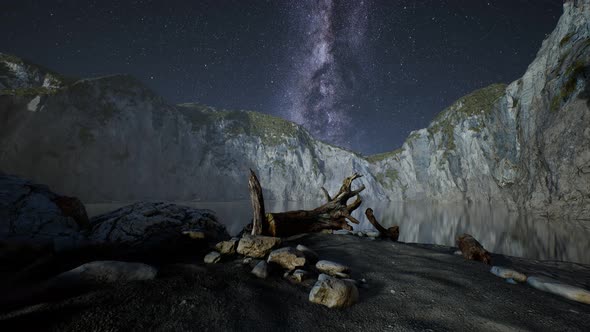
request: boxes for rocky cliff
[1,1,589,219]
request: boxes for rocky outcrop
[0,173,89,250]
[89,202,229,250]
[1,1,589,219]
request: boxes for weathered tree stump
[365,208,399,241]
[456,233,491,265]
[247,171,366,237]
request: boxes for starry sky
[1,0,562,154]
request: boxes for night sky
[1,0,562,154]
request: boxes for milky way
[285,0,369,148]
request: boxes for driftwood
[456,233,492,265]
[365,208,399,241]
[247,170,365,237]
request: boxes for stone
[267,247,306,270]
[242,257,253,265]
[316,260,351,277]
[90,202,229,251]
[215,238,240,255]
[0,174,89,251]
[333,272,350,279]
[527,276,590,304]
[296,244,319,263]
[204,251,221,264]
[356,231,365,237]
[309,274,359,308]
[251,260,269,279]
[333,230,351,235]
[490,266,527,282]
[236,235,281,258]
[291,269,310,283]
[183,230,206,240]
[365,231,380,238]
[50,261,157,287]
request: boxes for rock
[204,251,221,264]
[490,266,527,282]
[505,278,517,285]
[236,235,281,258]
[527,276,590,304]
[251,260,269,279]
[267,247,306,270]
[89,202,229,252]
[333,230,351,235]
[242,257,253,265]
[333,272,351,279]
[316,260,351,277]
[296,244,319,263]
[453,250,462,256]
[50,261,157,287]
[215,238,240,255]
[356,231,365,237]
[309,273,359,308]
[365,231,380,238]
[0,174,89,251]
[291,269,310,283]
[320,229,333,234]
[182,230,206,240]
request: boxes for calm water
[86,201,590,265]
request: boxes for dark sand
[1,233,589,331]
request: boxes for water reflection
[85,200,590,264]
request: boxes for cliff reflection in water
[86,200,590,264]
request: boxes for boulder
[267,247,306,270]
[236,235,281,258]
[50,260,157,286]
[490,266,527,282]
[309,274,359,308]
[204,251,221,264]
[215,238,240,255]
[527,276,590,304]
[89,202,229,251]
[0,174,89,251]
[316,260,351,277]
[296,244,319,263]
[251,260,269,279]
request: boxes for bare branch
[321,187,332,202]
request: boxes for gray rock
[215,238,240,255]
[251,260,269,279]
[267,247,306,270]
[365,231,380,238]
[490,266,527,282]
[333,230,351,235]
[204,251,221,264]
[356,231,365,237]
[291,269,310,283]
[89,202,228,250]
[0,174,89,251]
[527,276,590,304]
[316,260,351,277]
[50,261,157,286]
[309,273,359,308]
[295,244,319,263]
[237,235,281,258]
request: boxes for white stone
[527,276,590,304]
[490,266,527,282]
[267,247,306,270]
[251,260,269,279]
[309,274,359,308]
[316,260,351,277]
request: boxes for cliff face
[1,1,589,219]
[369,0,590,219]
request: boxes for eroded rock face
[267,247,306,271]
[309,274,359,308]
[0,173,88,250]
[89,202,229,250]
[50,260,157,286]
[236,235,281,258]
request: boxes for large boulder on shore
[0,173,89,250]
[89,202,229,251]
